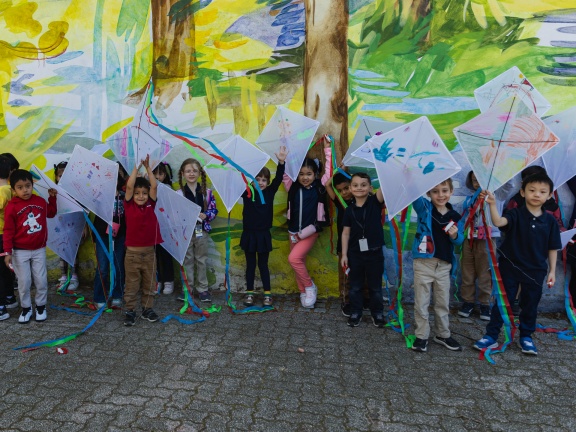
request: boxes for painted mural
[1,0,575,308]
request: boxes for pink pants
[288,233,319,292]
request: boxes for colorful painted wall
[1,0,575,309]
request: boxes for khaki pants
[124,248,156,311]
[183,233,209,293]
[413,258,452,340]
[460,239,493,305]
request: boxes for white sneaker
[300,293,309,308]
[95,302,106,309]
[163,282,174,295]
[19,308,32,324]
[304,283,317,308]
[68,275,79,291]
[56,275,68,290]
[35,306,47,322]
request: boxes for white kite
[58,145,119,225]
[255,106,319,181]
[561,228,576,250]
[542,107,576,191]
[155,184,201,265]
[47,212,86,266]
[30,165,84,214]
[352,117,461,219]
[204,135,270,213]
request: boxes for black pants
[0,235,15,306]
[245,251,270,292]
[348,248,384,316]
[155,245,174,283]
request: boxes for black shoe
[5,296,18,309]
[341,303,351,318]
[347,314,361,327]
[412,338,428,352]
[141,308,160,322]
[458,302,474,318]
[372,314,386,328]
[433,336,462,351]
[479,305,491,321]
[124,310,136,326]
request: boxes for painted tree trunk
[304,0,349,163]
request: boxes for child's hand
[198,213,207,221]
[340,255,348,268]
[48,188,58,197]
[484,190,495,205]
[323,134,332,148]
[447,224,459,239]
[547,273,555,289]
[275,146,288,163]
[141,154,151,169]
[4,255,11,268]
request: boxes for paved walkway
[1,289,576,431]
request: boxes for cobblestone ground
[1,287,576,432]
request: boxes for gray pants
[183,233,209,293]
[12,248,48,309]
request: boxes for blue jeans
[486,259,544,340]
[348,248,384,316]
[93,235,125,303]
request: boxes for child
[0,156,17,319]
[474,173,561,355]
[123,155,163,326]
[93,163,127,309]
[459,171,499,321]
[177,158,218,303]
[411,178,464,352]
[152,162,175,295]
[241,146,288,307]
[0,152,19,172]
[567,175,576,302]
[283,157,328,308]
[340,173,386,327]
[3,169,57,323]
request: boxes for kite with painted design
[542,107,576,191]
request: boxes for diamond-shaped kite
[47,212,86,266]
[30,165,84,214]
[255,107,319,181]
[474,66,551,117]
[454,96,559,192]
[542,107,576,191]
[352,116,461,219]
[204,135,271,213]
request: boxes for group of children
[0,147,572,357]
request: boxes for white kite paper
[561,228,576,250]
[155,184,202,264]
[352,117,461,219]
[47,212,86,266]
[204,135,270,213]
[542,107,576,191]
[30,165,84,214]
[474,66,551,117]
[58,145,119,225]
[342,118,402,169]
[255,106,319,181]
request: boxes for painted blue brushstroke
[557,26,576,34]
[423,162,435,174]
[349,69,385,79]
[372,138,395,163]
[353,86,410,97]
[46,51,84,64]
[363,97,478,115]
[352,79,399,88]
[410,151,440,158]
[8,99,30,107]
[5,73,34,96]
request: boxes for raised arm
[485,190,508,227]
[125,165,138,201]
[142,155,157,200]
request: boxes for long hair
[179,158,208,207]
[153,162,173,185]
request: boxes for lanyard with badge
[351,205,369,251]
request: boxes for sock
[246,291,254,296]
[264,291,271,297]
[22,307,31,314]
[36,305,45,314]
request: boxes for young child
[123,155,163,326]
[0,156,17,319]
[177,158,218,303]
[0,152,19,172]
[93,163,127,309]
[3,169,57,323]
[474,172,561,355]
[152,162,175,295]
[283,157,328,308]
[340,173,386,327]
[458,171,499,321]
[241,146,288,307]
[411,178,464,352]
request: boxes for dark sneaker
[347,314,361,327]
[5,296,18,309]
[458,302,474,318]
[0,306,9,321]
[141,308,160,323]
[263,296,273,307]
[177,293,185,302]
[243,294,254,306]
[341,303,351,317]
[433,336,462,351]
[519,337,538,355]
[479,305,491,321]
[473,335,498,351]
[412,338,428,352]
[199,291,212,303]
[124,310,136,326]
[372,314,386,328]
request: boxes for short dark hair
[520,165,546,181]
[332,173,350,187]
[465,171,477,191]
[134,177,151,191]
[351,172,371,185]
[256,167,271,184]
[10,169,33,186]
[521,172,553,193]
[1,153,19,172]
[0,156,11,179]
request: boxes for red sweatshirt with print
[3,195,57,254]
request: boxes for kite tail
[558,269,576,341]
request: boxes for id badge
[359,238,368,252]
[195,223,203,238]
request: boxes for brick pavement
[1,288,576,431]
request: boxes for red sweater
[3,195,57,253]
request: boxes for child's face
[182,163,200,184]
[133,186,150,206]
[470,173,480,190]
[298,166,315,188]
[350,177,371,199]
[154,170,166,183]
[13,179,33,200]
[520,181,551,208]
[335,181,352,201]
[427,182,453,208]
[55,168,65,184]
[256,175,269,191]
